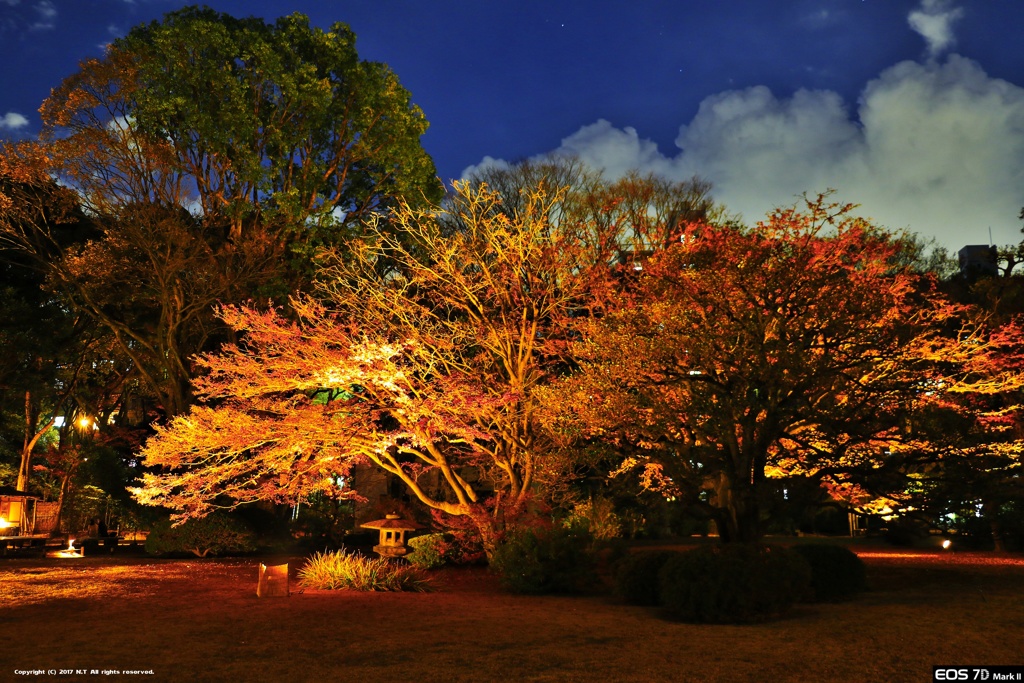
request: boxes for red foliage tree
[543,195,1024,543]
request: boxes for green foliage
[115,7,441,244]
[564,497,623,540]
[490,524,596,595]
[658,545,811,623]
[297,549,429,591]
[0,460,17,488]
[991,500,1024,552]
[291,494,355,550]
[613,550,679,606]
[790,543,867,602]
[935,500,1024,552]
[62,484,111,536]
[144,513,257,558]
[406,533,450,570]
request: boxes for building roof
[0,485,37,498]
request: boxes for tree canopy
[542,196,1024,543]
[1,7,441,419]
[133,180,593,553]
[41,6,442,246]
[131,170,722,553]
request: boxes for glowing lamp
[360,514,423,558]
[942,539,952,550]
[257,563,289,598]
[47,538,84,559]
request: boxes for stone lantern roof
[360,513,424,531]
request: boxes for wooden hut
[0,486,40,537]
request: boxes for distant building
[958,244,998,279]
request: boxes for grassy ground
[1,547,1022,682]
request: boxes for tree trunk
[18,390,54,492]
[468,507,503,561]
[712,470,762,544]
[983,500,1006,552]
[54,471,73,534]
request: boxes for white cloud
[34,0,54,17]
[29,0,56,30]
[908,0,965,60]
[0,112,29,129]
[464,0,1024,252]
[800,7,846,31]
[465,55,1024,253]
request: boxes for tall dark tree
[42,7,441,251]
[0,166,101,494]
[3,7,441,418]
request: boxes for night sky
[2,0,1023,252]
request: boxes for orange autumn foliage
[132,302,504,519]
[134,180,626,553]
[544,194,1024,543]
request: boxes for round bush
[791,543,866,602]
[490,525,595,594]
[613,550,679,606]
[658,544,811,623]
[406,533,450,570]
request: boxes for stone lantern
[360,514,423,558]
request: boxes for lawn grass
[1,547,1022,682]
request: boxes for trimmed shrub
[490,525,595,594]
[145,513,257,558]
[613,550,679,606]
[298,550,430,591]
[658,544,811,623]
[406,533,450,570]
[791,543,866,602]
[882,525,918,547]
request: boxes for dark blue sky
[2,1,1023,249]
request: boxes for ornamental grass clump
[298,550,430,592]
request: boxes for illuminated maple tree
[134,167,725,552]
[543,195,1024,543]
[904,272,1024,550]
[135,180,608,554]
